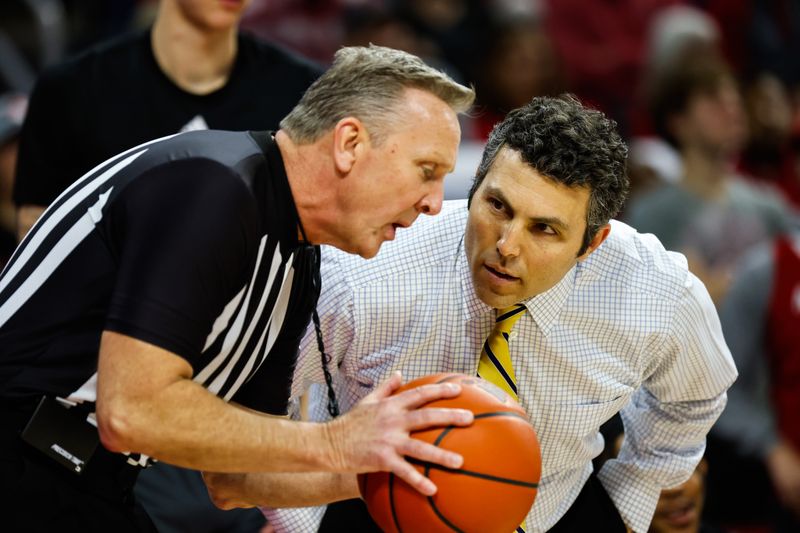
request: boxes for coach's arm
[203,470,359,509]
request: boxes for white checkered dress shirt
[264,200,737,533]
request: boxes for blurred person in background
[393,0,489,84]
[702,0,800,99]
[467,15,565,142]
[13,0,321,241]
[624,48,791,305]
[0,93,27,269]
[738,72,800,211]
[340,3,457,79]
[11,0,322,530]
[240,0,352,65]
[543,0,684,136]
[622,5,722,209]
[709,234,800,532]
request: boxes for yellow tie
[477,304,526,401]
[477,303,528,533]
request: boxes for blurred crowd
[1,1,800,532]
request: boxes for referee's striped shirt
[0,130,319,432]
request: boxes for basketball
[358,373,541,533]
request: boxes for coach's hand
[323,371,473,496]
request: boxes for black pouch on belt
[20,396,99,475]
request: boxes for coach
[254,96,738,532]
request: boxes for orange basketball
[358,373,541,533]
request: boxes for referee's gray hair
[280,45,475,145]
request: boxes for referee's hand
[322,371,473,496]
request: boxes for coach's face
[465,147,609,309]
[339,88,460,258]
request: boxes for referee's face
[340,88,460,258]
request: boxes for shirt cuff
[597,460,661,533]
[261,505,326,532]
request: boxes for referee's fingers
[386,455,438,496]
[400,436,464,471]
[393,381,464,409]
[362,371,403,402]
[404,405,472,431]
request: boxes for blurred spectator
[340,3,453,74]
[543,0,682,135]
[0,92,27,269]
[393,0,490,83]
[0,0,68,92]
[630,3,722,138]
[709,235,800,531]
[241,0,380,65]
[646,4,721,82]
[739,72,800,210]
[59,0,140,54]
[342,4,419,52]
[467,15,566,141]
[704,0,800,92]
[624,5,722,206]
[13,0,321,241]
[624,50,791,304]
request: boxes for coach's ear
[332,117,368,176]
[577,223,611,262]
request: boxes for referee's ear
[332,116,368,176]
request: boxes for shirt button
[509,331,518,340]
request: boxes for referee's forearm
[99,376,335,473]
[96,330,339,473]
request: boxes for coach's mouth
[485,263,519,282]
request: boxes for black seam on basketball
[423,458,463,532]
[412,411,538,489]
[427,493,466,532]
[409,458,539,489]
[389,473,403,533]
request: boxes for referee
[0,45,474,530]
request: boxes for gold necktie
[477,303,528,532]
[477,304,526,401]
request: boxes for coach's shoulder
[586,220,691,299]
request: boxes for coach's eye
[488,197,504,211]
[532,223,556,235]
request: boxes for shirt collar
[250,131,303,254]
[458,235,491,323]
[458,237,577,336]
[522,264,576,336]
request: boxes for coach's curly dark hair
[467,94,630,256]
